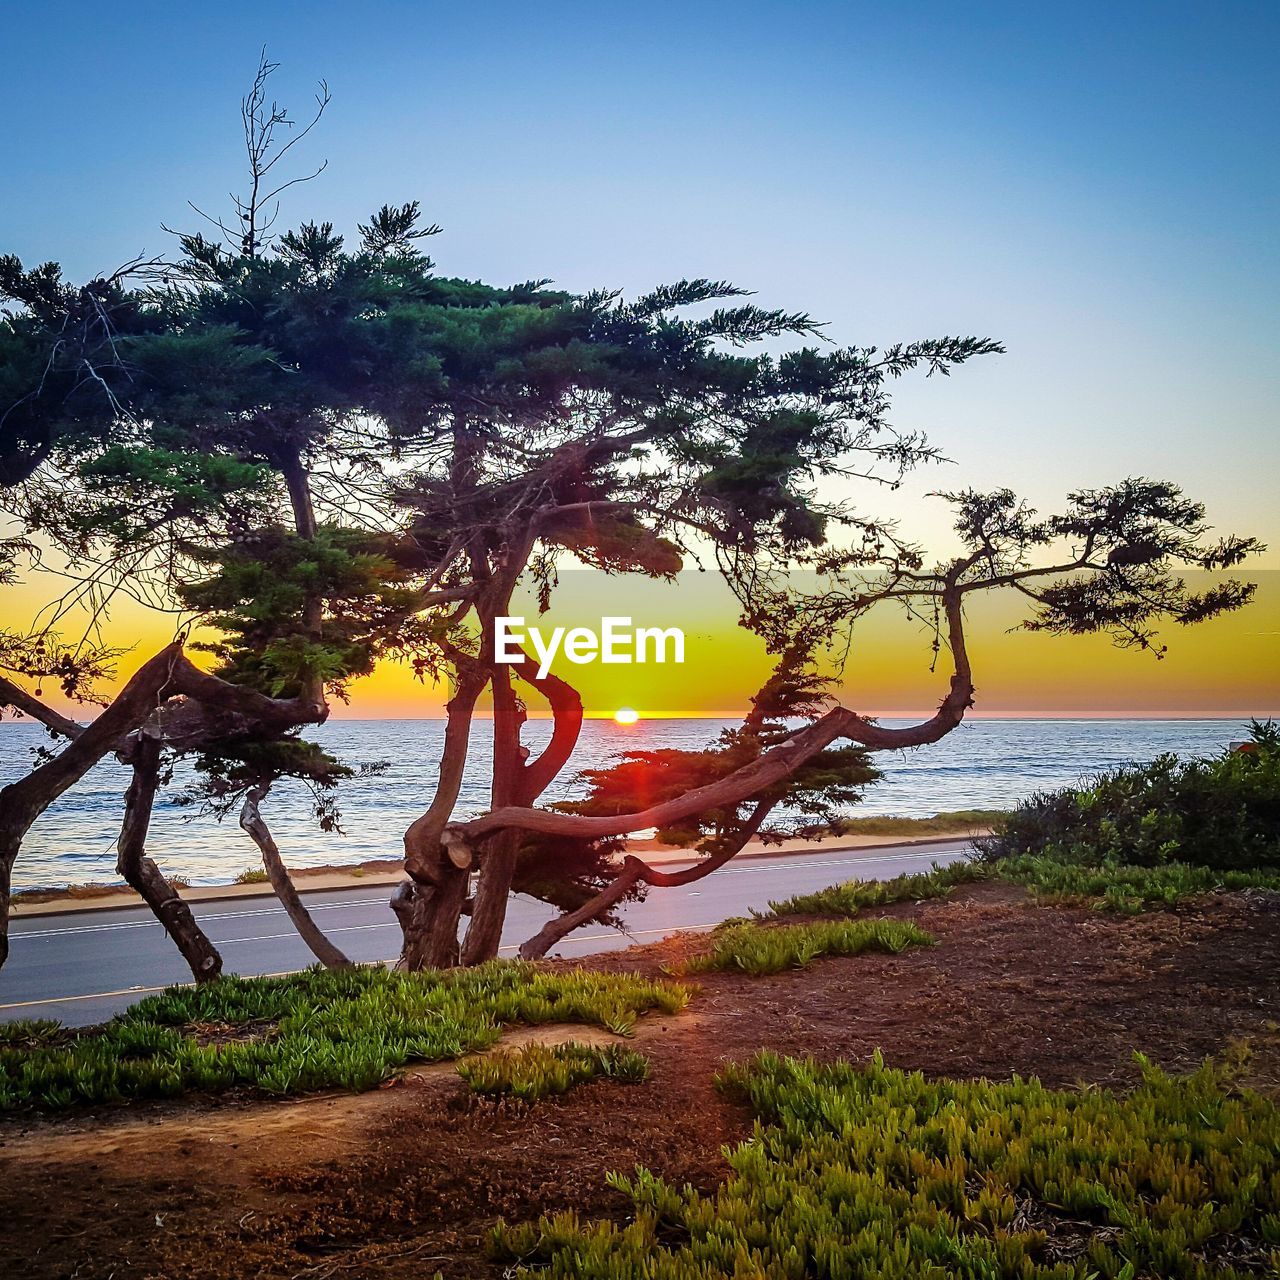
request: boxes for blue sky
[5,1,1278,560]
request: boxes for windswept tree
[441,477,1262,957]
[0,57,1262,979]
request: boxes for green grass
[0,962,689,1112]
[679,918,933,976]
[760,859,990,919]
[233,867,270,884]
[831,808,1005,836]
[458,1041,650,1100]
[492,1050,1280,1278]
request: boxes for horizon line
[3,710,1274,728]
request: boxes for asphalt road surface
[1,839,970,1026]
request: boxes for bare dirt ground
[3,885,1278,1279]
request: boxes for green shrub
[493,1050,1280,1278]
[0,962,688,1112]
[980,720,1280,873]
[761,859,990,919]
[679,918,932,976]
[233,867,270,884]
[459,1041,649,1100]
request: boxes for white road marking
[9,847,962,943]
[214,922,397,946]
[9,895,395,941]
[0,970,301,1010]
[0,844,967,1018]
[0,925,718,1012]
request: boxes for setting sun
[614,707,640,725]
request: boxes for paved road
[0,840,970,1026]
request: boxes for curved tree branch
[510,648,584,802]
[518,857,646,960]
[448,586,972,854]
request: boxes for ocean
[0,717,1257,891]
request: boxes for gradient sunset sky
[3,3,1277,719]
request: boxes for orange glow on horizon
[2,569,1276,723]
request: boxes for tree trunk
[277,444,328,717]
[240,784,351,969]
[460,635,586,966]
[0,835,16,972]
[395,659,488,969]
[460,655,524,965]
[459,827,521,965]
[116,734,223,983]
[391,870,470,970]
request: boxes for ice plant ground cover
[458,1040,651,1100]
[759,861,991,919]
[0,962,688,1111]
[677,918,934,976]
[492,1050,1280,1279]
[760,857,1280,920]
[992,856,1280,913]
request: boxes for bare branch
[0,675,85,738]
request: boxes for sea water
[0,717,1256,890]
